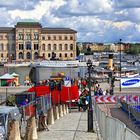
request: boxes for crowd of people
[78,78,112,112]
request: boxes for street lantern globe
[87,59,92,67]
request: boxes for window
[7,44,9,50]
[0,35,3,40]
[26,43,31,50]
[59,53,62,57]
[70,44,73,50]
[43,53,45,59]
[19,44,24,50]
[64,36,68,40]
[70,36,73,40]
[53,44,57,50]
[64,44,68,50]
[42,36,45,40]
[26,52,31,59]
[26,34,31,40]
[34,44,39,50]
[19,52,23,59]
[70,53,73,57]
[12,35,15,40]
[12,44,15,50]
[5,35,8,39]
[34,52,38,60]
[48,53,51,58]
[48,44,51,50]
[59,36,62,40]
[65,53,67,57]
[59,44,62,50]
[48,36,51,40]
[0,43,4,51]
[53,36,56,40]
[34,33,39,40]
[42,44,45,50]
[18,33,24,40]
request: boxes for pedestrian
[21,98,28,106]
[99,88,103,95]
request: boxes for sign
[64,76,71,87]
[93,95,139,103]
[121,78,140,88]
[64,80,71,87]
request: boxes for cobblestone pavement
[38,112,98,140]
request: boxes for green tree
[126,44,140,54]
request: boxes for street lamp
[86,59,94,132]
[119,39,122,92]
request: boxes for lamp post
[86,59,93,132]
[119,39,122,92]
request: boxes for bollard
[32,117,38,140]
[62,104,66,115]
[8,121,21,140]
[48,108,54,125]
[25,117,38,140]
[65,104,69,114]
[58,105,63,117]
[53,106,59,120]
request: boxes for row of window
[18,52,74,59]
[42,44,74,51]
[0,53,14,58]
[0,43,15,51]
[19,52,38,59]
[47,53,73,58]
[18,33,39,40]
[18,33,74,41]
[19,44,39,50]
[42,35,73,41]
[18,43,74,51]
[0,35,15,40]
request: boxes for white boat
[31,60,99,68]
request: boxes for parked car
[0,106,21,140]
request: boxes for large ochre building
[0,22,77,63]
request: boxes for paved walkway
[38,112,98,140]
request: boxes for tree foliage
[126,44,140,54]
[76,45,80,56]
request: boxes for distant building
[77,42,131,53]
[0,22,77,63]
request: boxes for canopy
[11,72,19,77]
[0,73,15,79]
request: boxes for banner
[121,78,140,88]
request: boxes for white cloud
[0,0,139,42]
[8,0,65,20]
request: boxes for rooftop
[15,22,42,28]
[0,27,14,33]
[42,27,77,34]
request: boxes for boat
[88,66,140,81]
[30,60,99,68]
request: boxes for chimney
[108,54,113,70]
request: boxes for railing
[94,101,140,140]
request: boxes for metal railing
[94,101,140,140]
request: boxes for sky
[0,0,140,43]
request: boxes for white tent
[11,72,19,77]
[0,73,15,79]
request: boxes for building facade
[0,22,77,63]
